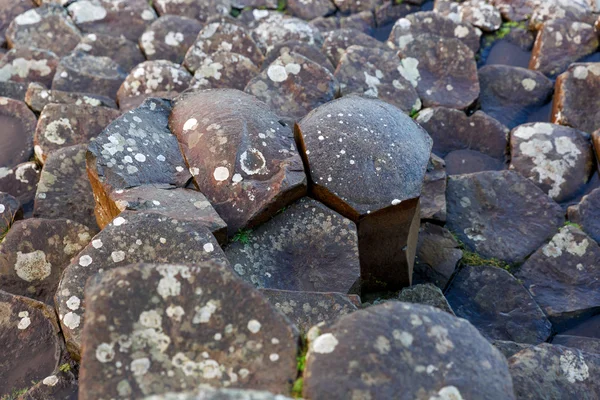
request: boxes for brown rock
[25,82,118,113]
[0,192,23,236]
[287,0,336,20]
[321,28,387,68]
[190,51,259,91]
[435,0,502,32]
[252,12,323,53]
[139,15,204,64]
[333,0,379,14]
[153,0,230,21]
[0,97,36,171]
[74,32,146,72]
[19,368,78,400]
[0,0,35,48]
[0,47,59,87]
[262,40,335,73]
[0,218,92,304]
[296,95,432,291]
[420,154,447,221]
[0,162,40,217]
[169,89,306,233]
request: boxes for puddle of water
[479,40,532,69]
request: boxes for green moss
[394,0,404,4]
[482,21,528,49]
[230,8,242,17]
[291,335,308,398]
[231,229,253,244]
[563,221,582,229]
[59,363,71,373]
[1,387,29,400]
[277,0,286,11]
[291,378,304,398]
[409,108,420,119]
[461,250,514,272]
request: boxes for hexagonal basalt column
[295,95,432,292]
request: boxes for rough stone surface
[116,60,192,111]
[398,284,454,314]
[245,52,339,119]
[552,63,600,134]
[34,103,120,163]
[0,0,34,48]
[568,188,600,243]
[87,98,191,229]
[139,15,203,64]
[553,335,600,354]
[397,34,479,110]
[0,192,22,235]
[262,40,334,73]
[190,51,259,91]
[510,123,595,203]
[0,162,40,217]
[0,80,28,101]
[0,97,36,172]
[79,262,297,398]
[479,65,554,129]
[413,223,461,290]
[446,170,564,264]
[303,301,516,399]
[0,47,59,87]
[446,265,552,344]
[34,144,98,231]
[420,154,446,221]
[288,0,336,21]
[0,290,64,397]
[334,45,421,114]
[0,218,92,304]
[144,388,293,400]
[490,0,537,22]
[515,226,600,328]
[6,5,82,57]
[226,197,360,293]
[321,28,387,68]
[25,82,117,113]
[530,19,599,78]
[333,0,379,14]
[251,12,323,53]
[435,0,502,32]
[169,89,306,233]
[260,289,359,333]
[509,343,600,399]
[297,95,432,291]
[529,0,596,31]
[153,0,230,21]
[74,32,146,72]
[52,51,128,100]
[492,340,532,359]
[56,211,229,359]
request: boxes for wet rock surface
[79,262,297,398]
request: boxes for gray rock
[492,340,532,359]
[413,223,462,289]
[420,154,447,221]
[398,284,454,314]
[568,188,600,243]
[553,335,600,355]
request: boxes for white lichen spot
[17,311,30,330]
[92,239,103,249]
[131,357,151,376]
[374,335,391,354]
[166,305,185,322]
[429,385,464,400]
[312,333,338,354]
[454,25,469,38]
[393,330,414,347]
[66,296,80,311]
[15,9,41,25]
[15,251,52,282]
[139,309,162,328]
[269,353,279,362]
[427,325,454,354]
[203,243,214,253]
[247,319,261,333]
[183,118,198,131]
[96,343,115,363]
[42,375,59,386]
[111,250,126,263]
[522,78,537,91]
[213,166,229,181]
[397,57,421,87]
[542,227,589,258]
[267,65,288,82]
[63,312,80,329]
[79,255,93,267]
[113,216,126,226]
[68,1,107,23]
[560,349,589,384]
[194,300,219,324]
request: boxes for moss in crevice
[291,334,308,398]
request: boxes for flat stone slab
[479,65,554,129]
[0,218,92,304]
[25,82,117,113]
[446,170,564,264]
[169,89,306,233]
[183,20,264,74]
[34,144,98,231]
[67,0,157,42]
[553,63,600,134]
[321,28,388,68]
[303,301,516,399]
[6,5,82,57]
[420,154,446,221]
[515,226,600,328]
[0,192,22,235]
[553,335,600,355]
[140,15,203,64]
[396,34,479,110]
[434,0,502,32]
[0,47,59,87]
[297,95,432,290]
[190,51,259,91]
[446,265,552,344]
[226,197,360,293]
[334,45,421,114]
[34,103,120,163]
[568,188,600,243]
[252,12,323,53]
[79,262,297,398]
[260,289,359,333]
[0,162,40,217]
[116,60,192,111]
[87,98,191,229]
[398,283,454,314]
[106,185,227,243]
[0,290,64,397]
[0,97,36,171]
[153,0,230,21]
[413,223,462,290]
[388,11,481,54]
[510,123,594,203]
[56,211,229,359]
[530,19,598,78]
[74,32,146,72]
[509,343,600,399]
[245,52,339,119]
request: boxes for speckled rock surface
[87,98,191,229]
[139,15,203,64]
[568,188,600,243]
[0,192,22,235]
[515,226,600,328]
[33,144,98,231]
[388,11,481,54]
[552,63,600,134]
[225,197,360,294]
[0,290,64,398]
[6,5,82,57]
[52,51,128,100]
[0,80,28,101]
[116,60,192,111]
[251,12,323,53]
[321,28,387,68]
[79,262,298,398]
[0,0,34,48]
[262,40,334,73]
[74,32,146,72]
[333,0,379,14]
[245,52,339,119]
[169,89,306,234]
[509,123,594,203]
[529,0,596,31]
[287,0,336,21]
[479,65,554,129]
[396,34,479,110]
[144,388,294,400]
[446,170,564,264]
[508,343,600,400]
[105,185,227,243]
[25,82,118,113]
[56,211,229,359]
[0,162,40,217]
[0,97,36,172]
[0,218,92,304]
[260,289,359,333]
[413,223,462,290]
[490,0,536,22]
[0,47,59,87]
[152,0,230,21]
[420,154,446,221]
[297,95,432,291]
[334,45,421,114]
[398,284,454,314]
[435,0,502,32]
[446,265,552,344]
[530,20,598,78]
[34,103,120,163]
[190,51,259,91]
[553,335,600,354]
[303,301,516,400]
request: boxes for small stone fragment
[74,32,146,72]
[139,15,203,64]
[0,97,36,171]
[0,47,59,87]
[25,82,117,113]
[398,283,454,314]
[413,223,462,289]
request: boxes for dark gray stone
[398,284,454,314]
